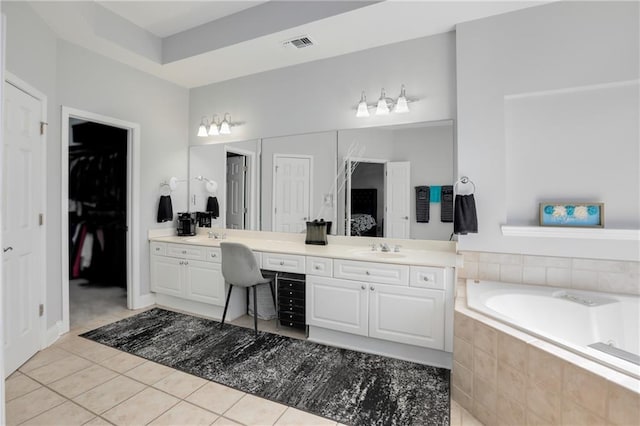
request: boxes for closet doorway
[61,107,141,333]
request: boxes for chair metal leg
[269,280,277,311]
[220,284,234,328]
[246,287,249,314]
[252,285,258,335]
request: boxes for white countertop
[149,230,462,268]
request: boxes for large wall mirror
[188,119,455,240]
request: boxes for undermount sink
[350,250,406,259]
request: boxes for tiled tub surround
[458,251,640,296]
[453,251,640,425]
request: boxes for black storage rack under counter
[266,271,306,330]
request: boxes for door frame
[344,156,386,236]
[224,145,257,230]
[4,72,48,349]
[271,154,313,232]
[60,107,141,333]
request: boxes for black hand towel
[441,186,454,222]
[206,196,220,219]
[156,195,173,223]
[454,194,478,235]
[415,186,430,223]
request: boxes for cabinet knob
[423,276,431,281]
[211,253,217,258]
[155,247,160,251]
[179,261,183,265]
[370,286,375,291]
[361,285,366,290]
[280,261,284,266]
[314,265,320,270]
[403,216,409,220]
[184,261,189,265]
[182,250,187,254]
[365,271,370,275]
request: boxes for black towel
[206,196,220,219]
[156,195,173,223]
[441,186,454,222]
[454,194,478,235]
[415,186,430,223]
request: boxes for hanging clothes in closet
[68,122,127,287]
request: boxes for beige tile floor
[5,305,482,425]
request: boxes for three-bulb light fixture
[197,113,233,137]
[356,85,412,118]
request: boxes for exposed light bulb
[219,113,231,135]
[375,89,390,115]
[208,115,219,135]
[197,117,208,137]
[356,91,369,118]
[394,85,409,113]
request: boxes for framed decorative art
[539,202,604,228]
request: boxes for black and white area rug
[81,308,450,425]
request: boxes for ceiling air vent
[282,35,315,49]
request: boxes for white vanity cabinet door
[306,276,368,336]
[333,259,409,286]
[368,284,445,350]
[306,256,333,277]
[184,259,225,305]
[150,255,183,297]
[262,252,305,273]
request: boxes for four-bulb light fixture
[356,85,413,118]
[197,113,234,137]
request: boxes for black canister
[305,220,330,245]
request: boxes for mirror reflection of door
[273,155,312,233]
[226,153,247,230]
[385,161,411,239]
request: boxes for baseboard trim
[132,293,156,310]
[44,321,63,347]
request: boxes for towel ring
[454,176,476,194]
[159,182,172,196]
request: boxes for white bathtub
[466,280,640,379]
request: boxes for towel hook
[454,176,476,194]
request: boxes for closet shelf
[500,225,640,241]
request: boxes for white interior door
[226,155,246,230]
[385,161,411,238]
[2,82,43,376]
[273,156,311,233]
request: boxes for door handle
[3,247,13,253]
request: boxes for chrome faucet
[208,231,215,239]
[379,243,390,252]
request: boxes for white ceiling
[31,1,548,88]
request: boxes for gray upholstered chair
[220,242,277,335]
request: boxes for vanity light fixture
[356,92,370,118]
[355,85,414,117]
[219,113,231,135]
[375,88,390,115]
[197,112,237,137]
[197,116,209,137]
[208,115,220,136]
[394,85,409,113]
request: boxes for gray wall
[189,31,456,145]
[456,1,639,261]
[4,2,189,327]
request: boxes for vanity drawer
[166,244,205,260]
[306,256,333,277]
[150,242,166,256]
[262,252,305,274]
[206,247,222,263]
[410,266,446,290]
[333,259,409,286]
